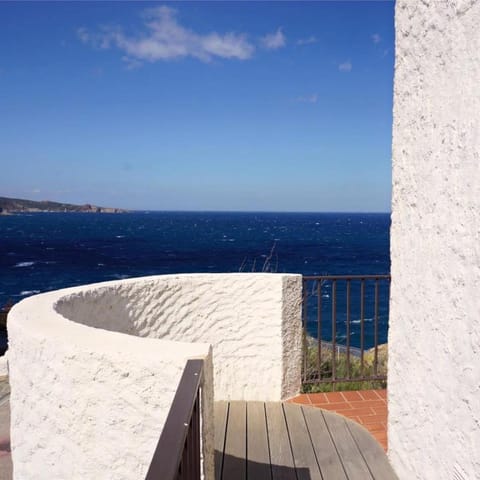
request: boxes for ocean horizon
[0,211,390,353]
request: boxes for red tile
[307,393,328,404]
[372,432,387,442]
[332,408,359,417]
[316,402,352,411]
[348,416,362,424]
[303,388,389,452]
[373,430,387,439]
[323,392,346,403]
[349,400,385,410]
[340,391,363,401]
[358,390,382,400]
[366,423,387,433]
[359,415,386,426]
[347,407,375,417]
[376,389,387,399]
[370,407,387,416]
[290,394,311,405]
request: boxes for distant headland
[0,196,128,214]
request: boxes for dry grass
[301,337,387,393]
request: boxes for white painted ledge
[8,273,302,480]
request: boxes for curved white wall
[390,1,480,479]
[8,290,213,480]
[8,273,302,480]
[55,273,303,401]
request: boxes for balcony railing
[145,359,204,480]
[302,275,390,389]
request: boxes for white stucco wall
[389,1,480,479]
[55,273,303,401]
[0,352,7,376]
[8,291,214,480]
[8,273,302,480]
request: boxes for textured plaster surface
[8,291,213,480]
[56,273,303,401]
[390,1,480,479]
[280,275,303,400]
[0,355,7,377]
[0,383,12,480]
[8,273,301,479]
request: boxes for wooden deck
[214,401,397,480]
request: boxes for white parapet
[54,273,303,401]
[7,273,302,480]
[390,1,480,479]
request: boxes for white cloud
[296,36,317,46]
[77,6,255,65]
[372,33,381,44]
[261,28,286,50]
[338,61,352,72]
[296,93,318,104]
[77,27,89,44]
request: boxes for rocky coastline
[0,196,127,214]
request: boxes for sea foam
[14,261,35,268]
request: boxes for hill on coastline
[0,196,127,214]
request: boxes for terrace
[4,273,395,479]
[1,1,477,478]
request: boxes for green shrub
[301,337,387,392]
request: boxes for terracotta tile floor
[289,389,388,451]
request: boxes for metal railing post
[302,275,390,389]
[145,359,204,480]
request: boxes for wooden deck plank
[282,403,323,480]
[246,402,272,480]
[322,410,374,480]
[265,402,296,480]
[222,401,247,480]
[214,401,229,480]
[346,421,398,480]
[215,401,395,480]
[302,405,349,480]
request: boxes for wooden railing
[302,275,390,389]
[145,359,204,480]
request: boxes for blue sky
[0,1,394,212]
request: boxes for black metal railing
[145,359,204,480]
[302,275,390,389]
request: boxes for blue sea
[0,212,390,353]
